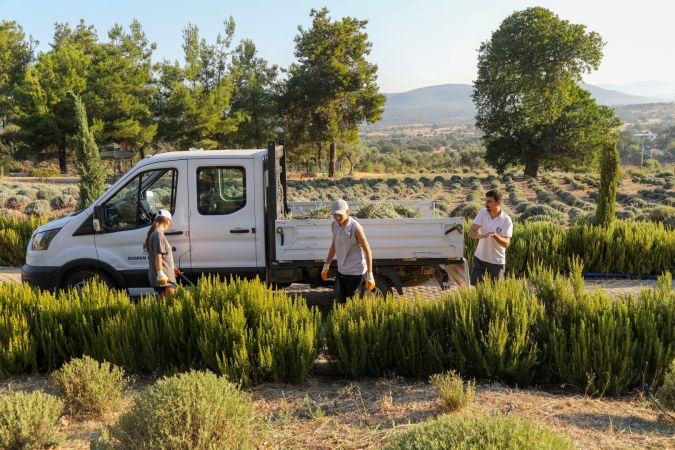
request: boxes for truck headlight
[31,228,61,251]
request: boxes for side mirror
[93,205,104,233]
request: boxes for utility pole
[634,131,656,166]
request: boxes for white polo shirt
[473,208,513,265]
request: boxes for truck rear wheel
[63,269,115,293]
[364,275,392,298]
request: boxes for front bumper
[21,264,58,291]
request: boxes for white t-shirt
[473,208,513,265]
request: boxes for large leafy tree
[226,39,279,148]
[86,20,158,157]
[283,8,385,177]
[154,19,239,149]
[473,7,619,177]
[14,20,95,172]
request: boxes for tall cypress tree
[596,141,621,227]
[70,92,105,209]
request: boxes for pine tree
[70,92,104,209]
[596,141,621,227]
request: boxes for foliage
[0,278,320,385]
[429,370,475,411]
[325,271,674,395]
[0,390,63,450]
[0,215,47,266]
[656,359,675,411]
[24,199,50,216]
[282,8,385,177]
[49,355,127,418]
[107,370,254,450]
[70,92,105,209]
[473,7,619,177]
[596,141,621,227]
[383,412,575,450]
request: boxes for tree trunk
[524,158,539,178]
[328,142,337,178]
[317,142,323,173]
[348,160,354,175]
[58,147,67,174]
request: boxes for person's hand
[365,272,376,291]
[174,267,182,276]
[485,231,497,239]
[321,262,330,281]
[156,271,169,285]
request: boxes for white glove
[321,262,331,281]
[365,272,376,291]
[156,271,169,284]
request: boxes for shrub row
[464,220,675,276]
[326,266,674,396]
[0,277,320,385]
[0,216,47,266]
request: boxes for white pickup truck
[22,143,465,296]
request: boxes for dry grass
[2,374,672,449]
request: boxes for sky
[1,0,673,93]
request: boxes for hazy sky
[1,0,673,92]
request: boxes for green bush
[108,370,254,450]
[0,278,319,385]
[656,359,675,411]
[49,356,127,418]
[429,370,475,411]
[4,195,30,210]
[383,412,575,450]
[642,158,662,171]
[25,200,51,217]
[0,216,47,266]
[50,194,76,210]
[0,391,63,450]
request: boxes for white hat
[155,209,172,221]
[331,199,349,215]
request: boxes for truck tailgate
[274,218,464,261]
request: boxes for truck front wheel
[63,269,115,293]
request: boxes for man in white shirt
[467,190,513,285]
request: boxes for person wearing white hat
[144,209,177,297]
[321,199,376,302]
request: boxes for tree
[339,142,365,175]
[283,8,385,177]
[226,39,279,148]
[14,20,96,173]
[473,7,620,178]
[595,140,621,227]
[154,19,239,149]
[0,21,35,130]
[86,20,157,157]
[70,92,104,209]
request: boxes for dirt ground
[1,374,672,449]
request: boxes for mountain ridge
[377,83,668,126]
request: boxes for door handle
[230,228,251,234]
[165,231,184,236]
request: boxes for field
[1,374,672,449]
[2,165,674,227]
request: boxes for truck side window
[197,167,246,215]
[101,168,177,232]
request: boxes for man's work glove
[365,272,376,291]
[321,262,331,281]
[156,271,169,285]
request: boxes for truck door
[187,158,259,278]
[94,160,190,288]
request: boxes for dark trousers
[470,257,505,286]
[335,272,364,303]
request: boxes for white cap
[331,199,349,215]
[155,209,172,221]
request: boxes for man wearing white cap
[321,199,376,302]
[144,209,177,297]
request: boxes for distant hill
[377,83,663,126]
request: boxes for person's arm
[321,232,336,281]
[468,223,485,240]
[155,254,163,272]
[355,227,373,274]
[486,232,510,248]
